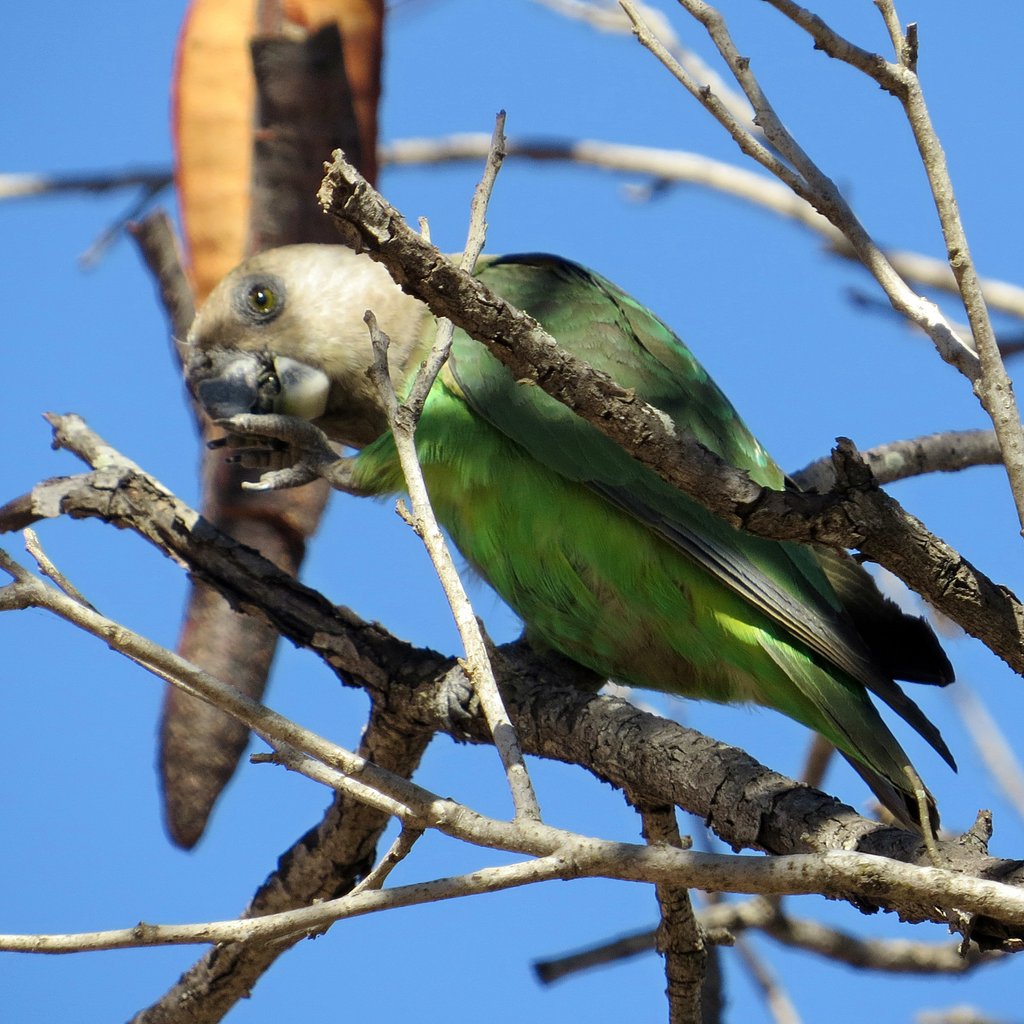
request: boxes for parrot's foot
[904,765,944,867]
[214,413,361,494]
[207,429,292,471]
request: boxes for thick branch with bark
[4,538,1024,964]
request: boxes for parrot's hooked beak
[186,348,331,423]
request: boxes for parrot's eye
[234,273,286,324]
[246,284,279,316]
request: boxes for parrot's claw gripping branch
[217,413,363,494]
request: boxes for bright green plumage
[185,244,955,829]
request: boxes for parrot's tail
[841,754,939,836]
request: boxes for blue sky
[4,2,1024,1021]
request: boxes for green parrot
[185,243,955,830]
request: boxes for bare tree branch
[0,168,171,200]
[535,926,659,983]
[536,896,1001,983]
[5,820,1022,958]
[749,0,1024,526]
[364,111,541,821]
[13,141,1024,323]
[640,805,707,1024]
[533,0,763,143]
[384,133,1024,325]
[752,900,1001,973]
[127,211,195,363]
[4,420,1024,941]
[791,430,1001,492]
[617,0,979,380]
[732,929,803,1024]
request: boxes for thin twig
[534,895,998,983]
[756,904,998,973]
[753,0,1024,526]
[126,210,196,367]
[641,805,706,1024]
[617,1,801,191]
[405,112,507,417]
[617,0,978,381]
[535,0,763,143]
[0,168,172,201]
[349,826,426,895]
[534,927,658,984]
[698,893,802,1024]
[0,849,587,954]
[78,180,169,268]
[22,528,96,609]
[846,288,1024,361]
[365,113,541,822]
[870,0,1024,529]
[732,932,803,1024]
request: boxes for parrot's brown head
[185,243,428,448]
